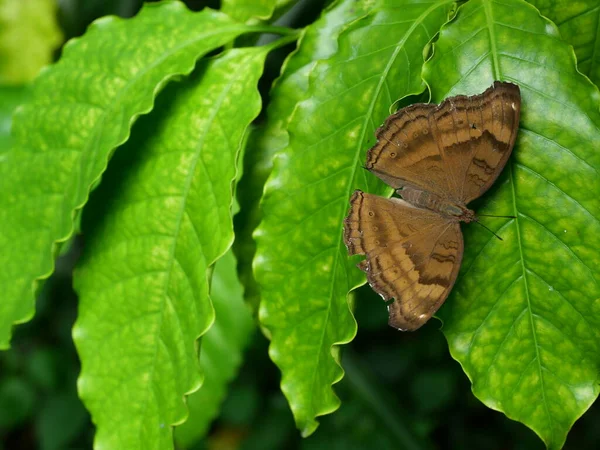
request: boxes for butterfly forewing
[344,191,463,330]
[430,82,521,203]
[365,82,520,204]
[365,103,450,196]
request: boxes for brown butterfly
[343,81,521,331]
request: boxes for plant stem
[247,25,300,36]
[343,350,435,450]
[263,32,300,51]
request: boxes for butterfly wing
[365,102,450,195]
[365,81,521,204]
[344,190,463,331]
[429,81,521,203]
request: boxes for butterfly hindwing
[344,191,463,330]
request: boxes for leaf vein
[465,272,524,356]
[518,126,598,174]
[508,162,554,441]
[515,162,599,225]
[526,267,595,333]
[517,211,598,284]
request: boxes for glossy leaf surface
[174,250,254,447]
[236,0,372,310]
[73,47,268,450]
[0,1,249,348]
[254,0,455,435]
[422,1,600,448]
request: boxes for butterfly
[343,81,521,331]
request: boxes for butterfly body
[398,187,476,223]
[344,81,521,331]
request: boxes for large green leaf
[0,1,253,349]
[527,0,600,86]
[174,250,254,447]
[254,0,456,435]
[235,0,373,310]
[0,0,63,84]
[421,0,600,448]
[73,47,269,450]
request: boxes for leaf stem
[343,351,435,450]
[262,32,300,51]
[247,25,300,37]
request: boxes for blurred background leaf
[221,0,279,22]
[0,85,29,151]
[0,0,63,84]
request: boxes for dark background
[1,1,599,449]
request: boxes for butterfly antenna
[474,219,503,241]
[478,214,517,219]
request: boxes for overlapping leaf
[73,47,269,450]
[174,250,254,447]
[0,86,29,151]
[421,0,600,448]
[254,0,455,435]
[0,1,253,348]
[221,0,279,22]
[527,0,600,86]
[236,0,373,310]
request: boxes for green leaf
[0,1,251,349]
[421,0,600,448]
[0,0,63,84]
[174,250,254,447]
[235,0,373,311]
[221,0,279,22]
[73,47,269,450]
[0,85,29,151]
[254,0,455,435]
[526,0,600,86]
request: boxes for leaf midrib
[483,0,553,441]
[305,0,454,417]
[136,58,241,444]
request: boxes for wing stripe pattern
[365,82,520,203]
[344,191,463,330]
